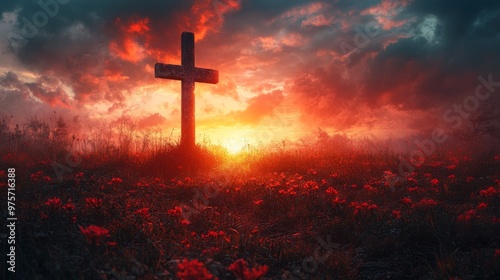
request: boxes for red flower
[176,259,216,280]
[402,197,412,204]
[415,198,438,208]
[466,176,474,183]
[45,197,62,209]
[31,170,44,181]
[332,196,346,205]
[446,164,456,170]
[325,187,339,196]
[85,197,102,208]
[108,177,123,185]
[202,231,225,239]
[168,206,183,217]
[363,184,374,191]
[79,225,110,245]
[494,155,500,161]
[480,186,498,197]
[457,209,476,222]
[228,259,268,280]
[62,203,76,212]
[477,202,488,210]
[430,179,439,186]
[253,199,264,206]
[134,207,151,218]
[392,210,401,220]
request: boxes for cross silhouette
[155,32,219,149]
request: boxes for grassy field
[1,145,500,279]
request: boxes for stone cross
[155,32,219,149]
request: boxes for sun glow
[221,138,248,155]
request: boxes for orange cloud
[137,113,167,129]
[230,90,284,124]
[109,17,152,62]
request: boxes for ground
[1,148,499,279]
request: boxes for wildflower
[363,184,374,191]
[62,203,76,212]
[228,259,268,280]
[446,164,456,170]
[176,259,215,280]
[480,186,497,197]
[202,231,225,239]
[108,177,123,185]
[407,177,418,184]
[430,179,439,186]
[303,180,319,190]
[350,201,379,215]
[415,198,438,208]
[79,225,110,245]
[180,219,191,226]
[31,171,44,181]
[407,186,419,192]
[325,187,339,196]
[106,241,117,246]
[458,209,476,222]
[85,197,102,208]
[447,174,456,181]
[402,197,412,204]
[332,196,346,205]
[167,206,183,217]
[466,176,474,183]
[494,155,500,161]
[134,207,151,218]
[45,197,62,209]
[477,202,488,210]
[180,239,191,249]
[253,199,264,206]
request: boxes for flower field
[1,148,499,279]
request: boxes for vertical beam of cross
[155,32,218,149]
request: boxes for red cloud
[137,113,167,129]
[109,17,152,63]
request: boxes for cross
[155,32,218,149]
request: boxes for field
[1,144,500,280]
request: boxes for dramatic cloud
[1,0,499,144]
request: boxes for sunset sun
[221,138,247,155]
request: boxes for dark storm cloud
[2,0,499,133]
[362,0,500,111]
[2,0,231,103]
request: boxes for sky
[1,0,499,152]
